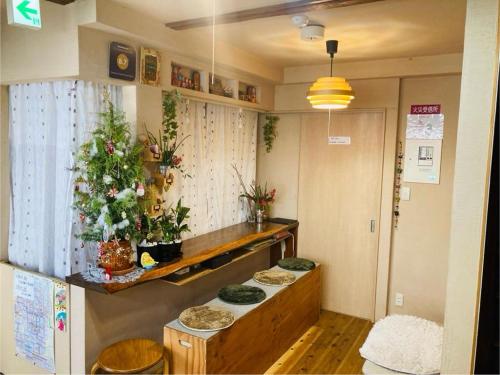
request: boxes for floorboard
[266,310,372,374]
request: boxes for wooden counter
[164,265,321,374]
[66,220,298,294]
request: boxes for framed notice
[140,47,161,86]
[109,42,136,81]
[403,139,442,184]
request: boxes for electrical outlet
[395,293,404,307]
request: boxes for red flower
[172,155,182,166]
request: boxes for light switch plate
[400,186,411,201]
[395,293,404,306]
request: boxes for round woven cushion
[218,284,266,305]
[278,257,315,271]
[179,305,235,332]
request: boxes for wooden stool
[90,338,169,374]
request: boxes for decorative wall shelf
[165,59,268,111]
[171,62,204,92]
[238,81,258,104]
[209,73,237,99]
[170,85,271,112]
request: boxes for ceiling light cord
[211,0,215,85]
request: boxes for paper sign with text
[410,104,441,114]
[328,136,351,145]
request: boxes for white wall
[388,75,461,323]
[441,0,499,372]
[258,57,462,322]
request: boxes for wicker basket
[99,240,134,274]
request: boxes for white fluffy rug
[359,315,443,374]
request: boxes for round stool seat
[94,338,165,374]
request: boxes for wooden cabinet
[164,265,321,374]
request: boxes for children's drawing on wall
[13,270,55,372]
[54,282,68,332]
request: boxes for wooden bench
[164,265,321,374]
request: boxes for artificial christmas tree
[74,93,144,274]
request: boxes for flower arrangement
[241,183,277,210]
[145,90,190,177]
[232,164,276,221]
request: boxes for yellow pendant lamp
[307,40,355,110]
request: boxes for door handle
[370,220,376,233]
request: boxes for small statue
[140,252,158,269]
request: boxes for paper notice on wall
[406,113,444,140]
[14,270,55,372]
[328,136,351,145]
[403,139,442,184]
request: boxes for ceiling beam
[165,0,384,30]
[45,0,75,5]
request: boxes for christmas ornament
[107,186,118,198]
[149,144,160,154]
[136,183,145,197]
[106,140,115,155]
[104,266,112,281]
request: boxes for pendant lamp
[307,40,355,110]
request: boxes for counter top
[165,264,316,340]
[66,220,298,294]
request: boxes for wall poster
[403,139,442,184]
[13,270,55,372]
[404,104,444,184]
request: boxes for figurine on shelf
[247,86,257,103]
[193,71,201,91]
[140,252,158,269]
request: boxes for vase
[159,164,168,176]
[157,241,183,263]
[246,198,256,223]
[256,208,264,224]
[98,240,134,274]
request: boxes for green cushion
[218,284,266,305]
[278,257,316,271]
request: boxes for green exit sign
[7,0,42,30]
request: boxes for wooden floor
[266,310,372,375]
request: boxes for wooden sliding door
[298,111,385,320]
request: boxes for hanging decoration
[263,114,279,153]
[211,0,216,85]
[307,40,355,110]
[393,141,404,228]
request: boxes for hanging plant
[263,114,279,153]
[144,89,190,177]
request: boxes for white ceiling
[111,0,467,68]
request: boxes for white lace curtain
[8,81,122,278]
[167,99,257,237]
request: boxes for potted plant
[136,213,160,267]
[74,93,144,274]
[145,90,190,177]
[156,199,190,262]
